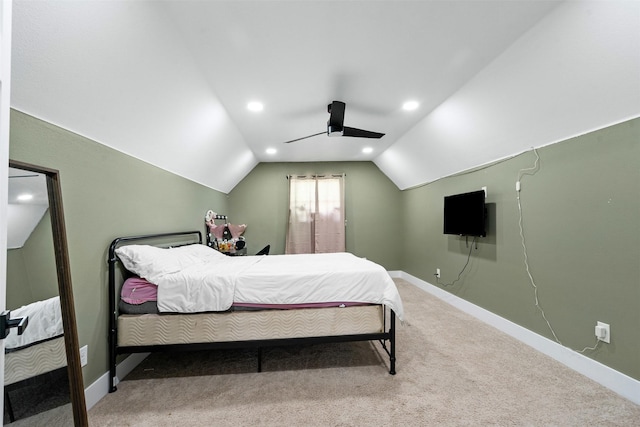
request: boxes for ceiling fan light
[328,125,343,137]
[402,100,419,111]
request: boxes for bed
[4,296,67,421]
[108,231,403,393]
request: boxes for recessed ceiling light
[17,193,33,201]
[266,148,277,155]
[362,147,373,154]
[402,100,419,111]
[247,101,264,112]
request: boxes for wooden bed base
[108,231,396,393]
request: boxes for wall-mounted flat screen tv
[443,190,486,237]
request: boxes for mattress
[117,277,371,315]
[115,245,404,320]
[5,336,67,385]
[118,304,384,347]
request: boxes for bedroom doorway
[285,174,345,254]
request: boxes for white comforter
[116,244,404,320]
[155,255,262,313]
[5,296,63,350]
[234,253,403,316]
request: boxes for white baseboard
[392,270,640,406]
[84,352,149,410]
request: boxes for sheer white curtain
[285,175,345,254]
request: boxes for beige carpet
[7,403,73,427]
[88,280,640,426]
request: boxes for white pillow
[115,244,225,281]
[169,243,228,265]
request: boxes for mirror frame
[8,160,88,426]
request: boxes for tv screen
[443,190,486,237]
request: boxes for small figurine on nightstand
[205,210,247,255]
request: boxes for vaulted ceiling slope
[11,1,640,193]
[7,168,48,249]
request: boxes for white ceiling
[10,1,640,192]
[8,168,48,249]
[162,0,558,158]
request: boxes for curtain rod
[286,173,345,179]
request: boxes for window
[285,174,345,254]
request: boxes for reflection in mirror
[4,168,70,424]
[4,162,87,426]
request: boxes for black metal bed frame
[108,231,396,393]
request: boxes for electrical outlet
[80,345,88,367]
[436,268,441,278]
[595,322,610,344]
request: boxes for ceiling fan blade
[283,131,325,144]
[285,101,384,143]
[328,101,345,133]
[342,127,385,139]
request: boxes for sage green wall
[400,118,640,380]
[228,162,403,270]
[6,211,58,309]
[9,110,229,387]
[6,250,31,308]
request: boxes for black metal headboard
[107,230,201,391]
[108,230,202,262]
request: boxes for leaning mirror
[4,160,87,426]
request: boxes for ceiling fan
[284,101,385,144]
